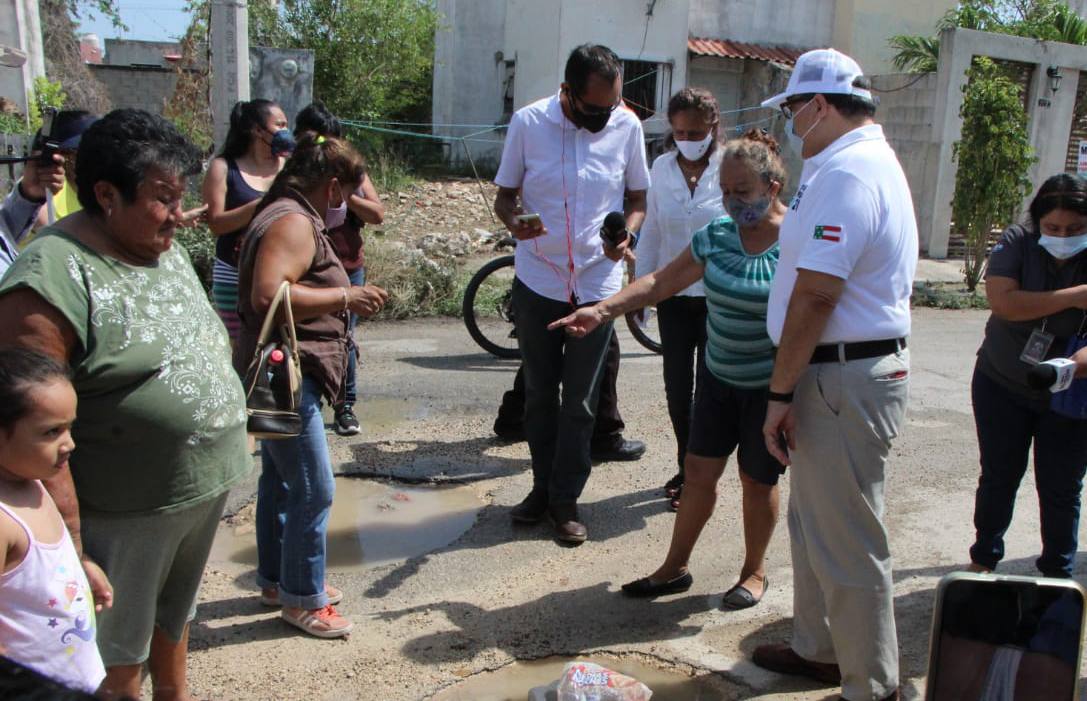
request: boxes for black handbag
[242,281,304,438]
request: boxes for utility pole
[210,0,250,150]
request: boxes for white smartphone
[925,572,1085,700]
[515,213,542,226]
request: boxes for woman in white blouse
[636,87,726,510]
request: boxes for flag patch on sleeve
[813,225,842,242]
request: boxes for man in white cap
[753,48,916,701]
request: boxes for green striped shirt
[689,216,779,388]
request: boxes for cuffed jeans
[970,367,1087,577]
[656,295,707,471]
[342,267,365,406]
[512,277,612,505]
[256,374,335,609]
[788,350,909,701]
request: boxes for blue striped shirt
[689,216,779,388]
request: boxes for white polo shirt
[767,124,918,345]
[495,93,651,303]
[634,148,725,297]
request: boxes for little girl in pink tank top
[0,348,110,694]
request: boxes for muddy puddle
[432,656,731,701]
[210,477,482,571]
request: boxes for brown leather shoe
[548,503,587,544]
[752,643,841,685]
[510,491,548,524]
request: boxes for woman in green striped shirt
[550,129,787,609]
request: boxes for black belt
[810,337,907,364]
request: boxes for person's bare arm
[251,214,387,320]
[494,186,546,240]
[202,157,263,237]
[347,173,384,225]
[986,275,1087,322]
[549,248,704,336]
[762,270,846,465]
[624,188,647,234]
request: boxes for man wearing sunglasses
[751,49,917,701]
[493,44,650,545]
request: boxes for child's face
[0,379,77,482]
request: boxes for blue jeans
[255,375,336,608]
[343,267,365,406]
[970,367,1087,577]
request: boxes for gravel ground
[186,308,1081,700]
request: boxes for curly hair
[720,128,788,190]
[258,134,366,215]
[75,108,202,215]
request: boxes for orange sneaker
[281,604,353,638]
[261,583,343,607]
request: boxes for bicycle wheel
[625,306,662,354]
[462,255,521,359]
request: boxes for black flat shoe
[620,571,693,598]
[721,576,768,610]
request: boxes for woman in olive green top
[0,110,249,701]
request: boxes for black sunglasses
[780,94,816,120]
[571,91,621,117]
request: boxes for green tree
[952,58,1035,291]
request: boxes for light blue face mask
[784,99,819,158]
[1039,232,1087,260]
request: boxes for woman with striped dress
[550,129,788,610]
[202,99,288,343]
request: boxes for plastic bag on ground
[554,661,652,701]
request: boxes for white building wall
[688,0,836,49]
[840,0,958,73]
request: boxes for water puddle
[432,656,730,701]
[210,477,482,571]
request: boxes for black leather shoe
[548,503,587,544]
[510,492,548,524]
[591,437,647,462]
[621,571,693,598]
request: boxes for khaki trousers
[788,349,909,701]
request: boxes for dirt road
[187,308,1070,700]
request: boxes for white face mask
[784,99,821,158]
[675,133,714,162]
[1039,232,1087,260]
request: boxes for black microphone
[1027,358,1077,392]
[599,211,628,247]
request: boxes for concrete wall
[833,0,957,74]
[88,64,179,114]
[688,0,835,50]
[871,72,940,246]
[0,0,45,115]
[104,39,181,67]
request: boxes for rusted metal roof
[687,37,807,65]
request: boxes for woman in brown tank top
[235,136,388,639]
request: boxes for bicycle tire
[625,308,662,354]
[462,255,521,359]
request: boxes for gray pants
[788,349,909,701]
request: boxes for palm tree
[889,34,940,73]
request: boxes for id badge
[1020,327,1055,365]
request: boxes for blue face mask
[269,129,296,157]
[725,193,772,227]
[1039,232,1087,260]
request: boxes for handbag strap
[253,280,300,354]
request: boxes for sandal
[669,486,682,512]
[663,473,683,498]
[721,576,768,610]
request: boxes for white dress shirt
[767,124,918,344]
[495,93,651,303]
[635,148,725,296]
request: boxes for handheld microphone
[1027,358,1077,392]
[599,211,628,247]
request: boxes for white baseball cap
[761,48,873,109]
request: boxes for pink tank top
[0,482,106,693]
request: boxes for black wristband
[767,390,794,403]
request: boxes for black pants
[510,278,614,504]
[970,367,1087,577]
[495,325,625,446]
[657,295,708,472]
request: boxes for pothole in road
[210,477,484,571]
[431,655,734,701]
